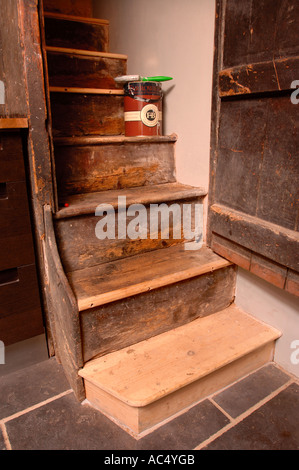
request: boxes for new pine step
[79,304,281,434]
[46,47,127,90]
[54,183,207,272]
[53,135,177,197]
[74,246,236,361]
[44,13,109,52]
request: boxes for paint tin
[124,81,162,136]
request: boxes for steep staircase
[42,10,281,436]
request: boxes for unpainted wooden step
[53,135,177,197]
[44,13,109,52]
[74,246,236,361]
[50,90,124,137]
[54,183,207,272]
[68,243,229,311]
[79,304,281,435]
[46,47,127,90]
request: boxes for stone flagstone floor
[0,358,298,450]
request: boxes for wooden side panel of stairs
[42,6,282,435]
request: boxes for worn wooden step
[69,244,230,311]
[44,13,109,52]
[73,246,236,361]
[79,304,281,435]
[53,135,177,197]
[54,183,207,272]
[43,0,93,17]
[50,89,124,137]
[46,47,127,91]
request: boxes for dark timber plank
[55,182,207,218]
[80,261,236,361]
[68,244,231,311]
[44,14,109,52]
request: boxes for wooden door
[208,0,299,296]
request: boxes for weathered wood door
[208,0,299,296]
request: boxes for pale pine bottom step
[79,305,281,435]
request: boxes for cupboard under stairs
[42,10,281,436]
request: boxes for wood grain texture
[211,233,299,296]
[80,264,236,362]
[54,138,176,197]
[80,305,280,407]
[68,245,231,311]
[223,0,299,69]
[55,196,204,272]
[50,92,124,136]
[0,119,28,129]
[47,50,127,90]
[0,181,36,271]
[219,56,299,97]
[0,131,26,183]
[208,0,299,291]
[44,15,109,52]
[55,183,206,218]
[83,340,276,435]
[0,0,27,118]
[42,205,85,400]
[43,0,93,18]
[210,204,299,272]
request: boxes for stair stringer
[43,204,85,400]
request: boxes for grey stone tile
[204,383,299,450]
[137,400,230,450]
[5,391,229,451]
[0,358,70,420]
[5,393,136,450]
[213,364,290,418]
[0,427,7,450]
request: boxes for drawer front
[0,264,44,345]
[0,131,25,183]
[0,181,35,270]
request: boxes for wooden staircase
[42,9,281,436]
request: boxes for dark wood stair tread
[55,182,207,219]
[53,133,178,146]
[67,245,231,311]
[43,12,110,26]
[46,46,127,60]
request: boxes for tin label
[141,104,159,127]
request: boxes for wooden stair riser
[47,51,127,90]
[50,92,124,137]
[55,197,204,272]
[44,15,109,52]
[80,265,236,362]
[54,141,176,197]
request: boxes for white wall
[236,268,299,378]
[93,0,215,195]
